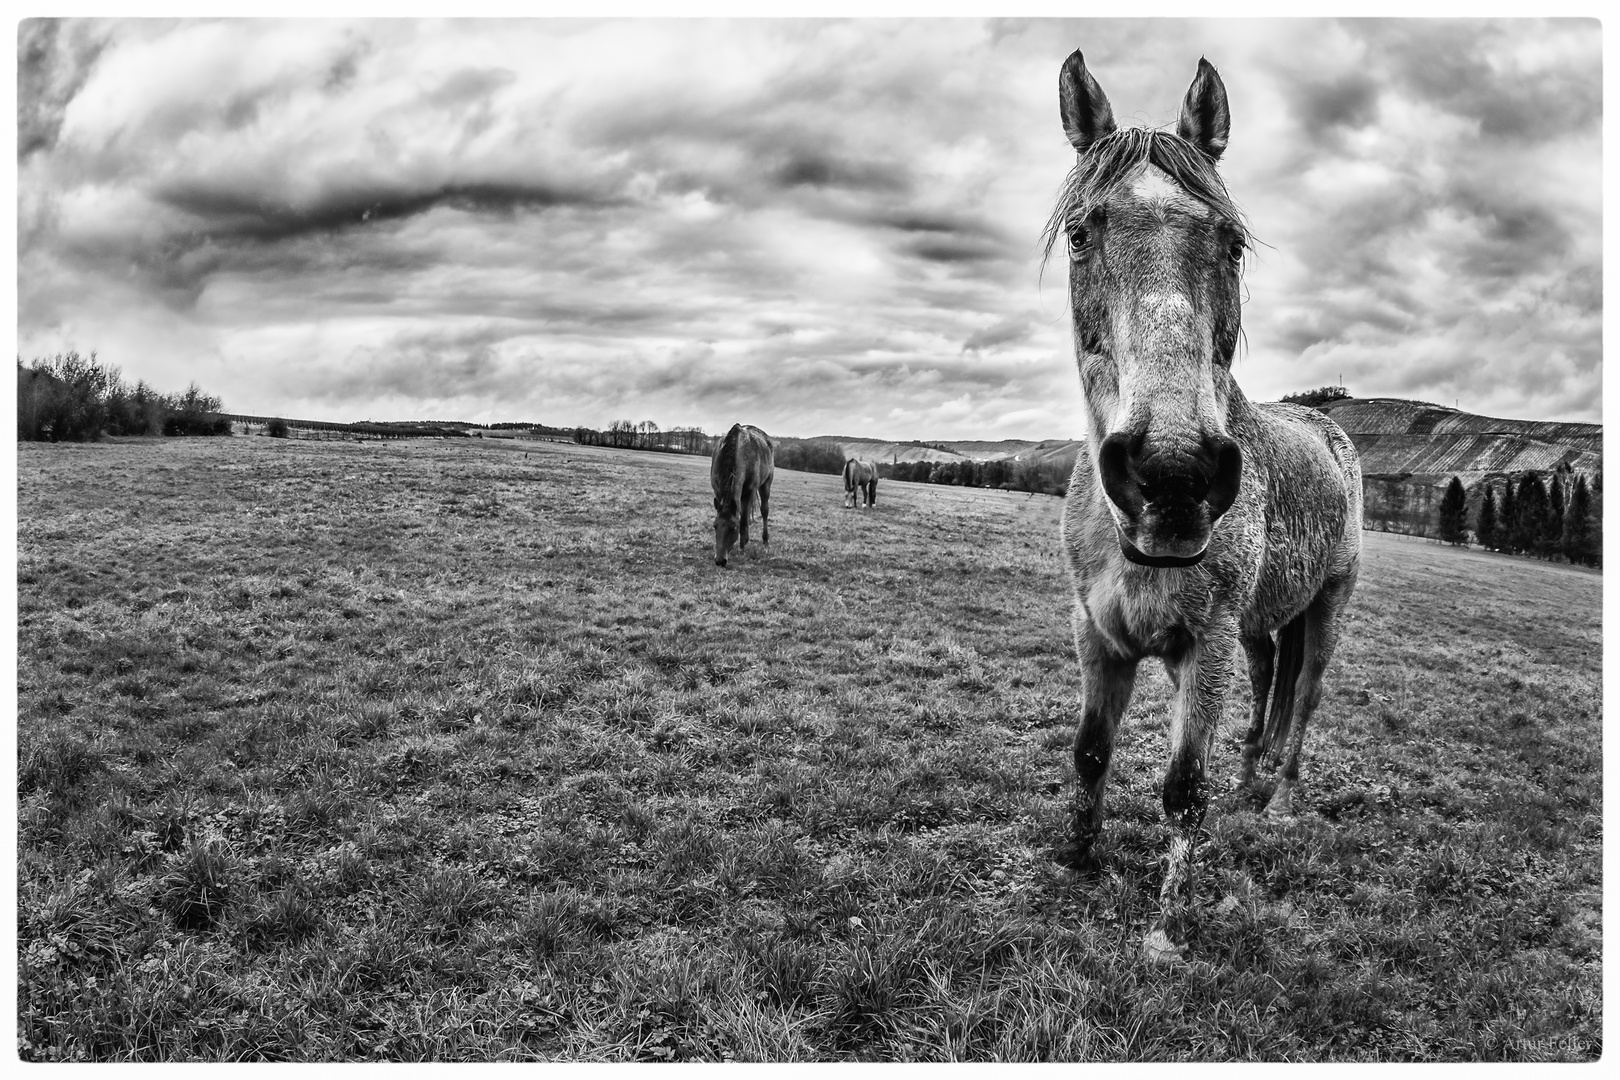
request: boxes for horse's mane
[1041,127,1250,268]
[714,423,742,515]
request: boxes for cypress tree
[1437,476,1468,544]
[1564,474,1594,566]
[1516,472,1549,557]
[1548,471,1567,559]
[1476,483,1497,551]
[1498,477,1518,553]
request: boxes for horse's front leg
[1236,631,1273,790]
[1145,620,1237,963]
[1067,625,1138,873]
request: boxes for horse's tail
[1260,612,1309,761]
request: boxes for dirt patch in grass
[16,437,1601,1060]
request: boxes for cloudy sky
[16,17,1602,439]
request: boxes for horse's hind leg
[759,478,771,544]
[1266,579,1353,818]
[1067,626,1137,875]
[738,487,753,550]
[1237,631,1274,791]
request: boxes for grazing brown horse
[842,458,879,509]
[1048,52,1362,962]
[710,423,774,566]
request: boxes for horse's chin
[1115,525,1208,568]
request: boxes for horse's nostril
[1206,436,1242,517]
[1097,432,1145,515]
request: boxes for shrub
[162,383,230,437]
[1280,385,1352,409]
[18,355,230,440]
[16,353,112,441]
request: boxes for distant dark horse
[1049,53,1361,961]
[711,423,774,566]
[842,458,878,509]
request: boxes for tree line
[573,420,713,455]
[1435,469,1601,567]
[881,455,1072,496]
[18,352,229,441]
[566,420,1075,495]
[1280,385,1352,408]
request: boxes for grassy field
[15,435,1601,1061]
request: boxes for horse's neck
[1221,376,1258,426]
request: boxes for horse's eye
[1226,238,1245,265]
[1067,221,1091,259]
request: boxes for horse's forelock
[1041,128,1250,269]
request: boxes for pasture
[16,435,1601,1061]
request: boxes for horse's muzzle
[1098,430,1241,565]
[1116,524,1206,568]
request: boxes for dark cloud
[17,18,109,159]
[772,152,909,193]
[153,178,619,242]
[1351,18,1601,140]
[962,317,1035,353]
[905,234,1012,265]
[1292,70,1381,143]
[321,43,365,92]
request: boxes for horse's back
[744,425,775,484]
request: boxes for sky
[15,16,1604,440]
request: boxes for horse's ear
[1177,57,1230,160]
[1059,50,1116,154]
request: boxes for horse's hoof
[1142,928,1187,965]
[1050,837,1102,876]
[1264,798,1295,820]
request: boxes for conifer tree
[1564,474,1595,566]
[1498,477,1518,553]
[1516,472,1549,557]
[1437,476,1468,544]
[1476,483,1497,552]
[1548,471,1567,559]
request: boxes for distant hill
[1318,397,1600,478]
[826,436,1084,472]
[1317,397,1600,534]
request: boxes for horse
[710,423,774,566]
[1048,52,1362,962]
[842,458,879,509]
